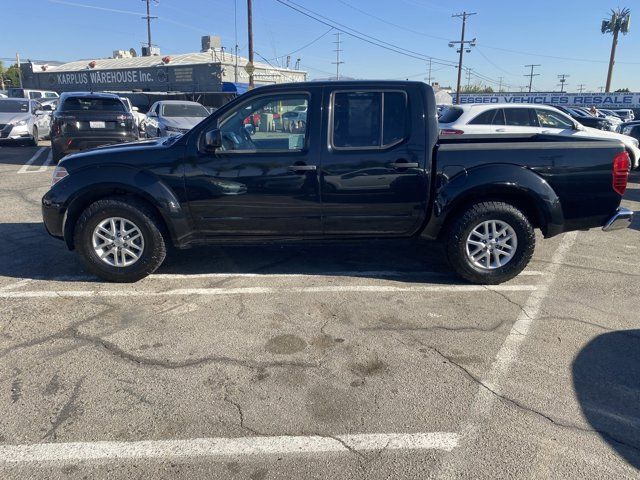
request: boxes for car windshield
[161,103,209,117]
[0,100,29,113]
[61,97,126,112]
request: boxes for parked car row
[438,103,640,169]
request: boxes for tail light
[51,166,69,186]
[439,128,464,135]
[612,151,630,195]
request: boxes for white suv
[439,104,640,168]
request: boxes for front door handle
[389,161,419,169]
[289,164,317,172]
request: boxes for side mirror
[132,106,139,112]
[573,123,583,131]
[244,124,256,136]
[41,105,53,111]
[204,129,222,153]
[34,110,44,116]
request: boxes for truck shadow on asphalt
[0,222,462,284]
[573,329,640,469]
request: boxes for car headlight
[12,120,27,127]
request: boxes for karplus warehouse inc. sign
[458,92,640,108]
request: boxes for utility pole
[465,68,472,89]
[557,74,569,93]
[450,11,477,104]
[142,0,157,53]
[524,64,540,93]
[577,83,586,93]
[598,86,604,92]
[498,76,504,92]
[234,0,239,83]
[426,58,433,85]
[601,8,631,93]
[247,0,255,89]
[332,32,344,81]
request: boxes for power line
[577,83,586,93]
[274,0,458,68]
[524,64,541,93]
[268,28,334,61]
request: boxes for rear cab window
[331,90,408,149]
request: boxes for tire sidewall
[75,203,164,282]
[448,203,535,284]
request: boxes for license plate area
[89,121,106,129]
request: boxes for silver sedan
[0,98,51,145]
[143,100,210,138]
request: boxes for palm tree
[601,8,631,92]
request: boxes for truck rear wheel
[445,201,535,284]
[74,198,167,282]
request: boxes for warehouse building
[19,36,306,107]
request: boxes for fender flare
[60,166,191,249]
[422,163,564,239]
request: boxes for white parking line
[0,432,459,464]
[438,231,578,477]
[0,279,33,292]
[0,284,538,299]
[17,147,47,174]
[33,148,53,172]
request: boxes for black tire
[29,127,38,146]
[51,143,64,163]
[444,201,535,285]
[74,197,167,282]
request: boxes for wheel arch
[62,176,190,250]
[422,164,565,240]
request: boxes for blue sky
[2,0,639,92]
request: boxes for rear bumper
[602,207,634,231]
[52,133,138,154]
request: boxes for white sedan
[439,103,640,168]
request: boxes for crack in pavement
[223,384,263,436]
[360,318,509,334]
[424,343,640,455]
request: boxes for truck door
[319,87,429,236]
[184,88,322,236]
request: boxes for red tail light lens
[439,128,464,135]
[612,151,630,195]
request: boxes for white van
[7,88,59,100]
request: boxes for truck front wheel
[445,201,535,284]
[74,198,167,282]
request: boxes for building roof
[32,49,304,75]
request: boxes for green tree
[0,62,21,88]
[461,84,494,93]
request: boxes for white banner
[458,92,640,108]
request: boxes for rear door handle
[390,161,419,169]
[288,164,317,172]
[495,128,507,132]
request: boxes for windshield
[61,97,126,112]
[161,103,209,117]
[0,100,29,113]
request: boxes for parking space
[0,149,639,479]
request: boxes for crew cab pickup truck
[42,81,634,283]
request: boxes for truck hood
[59,137,183,171]
[0,113,30,125]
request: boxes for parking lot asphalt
[0,142,639,479]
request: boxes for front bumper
[602,207,634,232]
[0,123,30,139]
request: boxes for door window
[504,108,538,126]
[218,94,309,152]
[535,109,574,129]
[468,109,497,125]
[331,91,407,149]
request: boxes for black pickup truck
[42,81,634,283]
